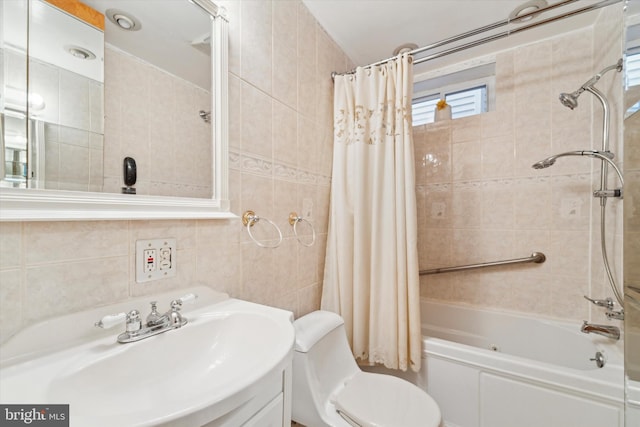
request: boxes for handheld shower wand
[531,150,623,187]
[533,59,624,311]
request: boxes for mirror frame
[0,0,233,221]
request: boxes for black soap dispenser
[122,157,137,194]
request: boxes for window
[412,95,439,126]
[625,49,640,116]
[412,86,487,125]
[626,23,640,89]
[411,63,494,126]
[626,50,640,89]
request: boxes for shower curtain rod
[331,0,622,80]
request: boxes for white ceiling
[83,0,213,89]
[3,0,104,82]
[301,0,608,75]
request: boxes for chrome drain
[590,351,605,368]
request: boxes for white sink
[0,287,295,426]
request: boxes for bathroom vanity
[0,287,294,427]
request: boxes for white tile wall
[418,6,625,324]
[102,47,212,198]
[7,51,105,192]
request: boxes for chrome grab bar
[420,252,546,275]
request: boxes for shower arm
[576,59,624,94]
[573,59,623,204]
[579,59,623,156]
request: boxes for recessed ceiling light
[28,93,46,111]
[509,0,548,23]
[106,9,142,31]
[64,45,96,60]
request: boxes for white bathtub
[364,300,625,427]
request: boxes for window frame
[411,65,495,126]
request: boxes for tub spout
[580,321,620,340]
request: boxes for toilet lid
[332,372,441,427]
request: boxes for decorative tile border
[241,154,273,176]
[274,163,298,182]
[297,170,317,184]
[419,173,591,192]
[229,150,331,186]
[228,151,241,170]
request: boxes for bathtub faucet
[580,321,620,340]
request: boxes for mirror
[624,2,640,425]
[0,0,231,220]
[2,0,105,191]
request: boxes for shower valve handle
[583,296,614,310]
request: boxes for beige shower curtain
[321,53,421,372]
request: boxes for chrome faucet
[145,301,165,327]
[95,293,197,343]
[580,321,620,340]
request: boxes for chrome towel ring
[288,212,316,247]
[242,210,282,248]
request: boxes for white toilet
[292,310,442,427]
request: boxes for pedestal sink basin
[0,287,295,426]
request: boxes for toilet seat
[332,372,441,427]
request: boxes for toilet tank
[293,311,360,406]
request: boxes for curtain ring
[242,210,282,248]
[288,212,316,247]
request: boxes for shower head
[558,91,580,110]
[558,59,623,110]
[531,157,557,169]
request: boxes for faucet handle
[583,295,614,309]
[178,293,198,305]
[125,310,142,333]
[170,293,198,310]
[605,309,624,320]
[167,293,197,327]
[95,312,126,329]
